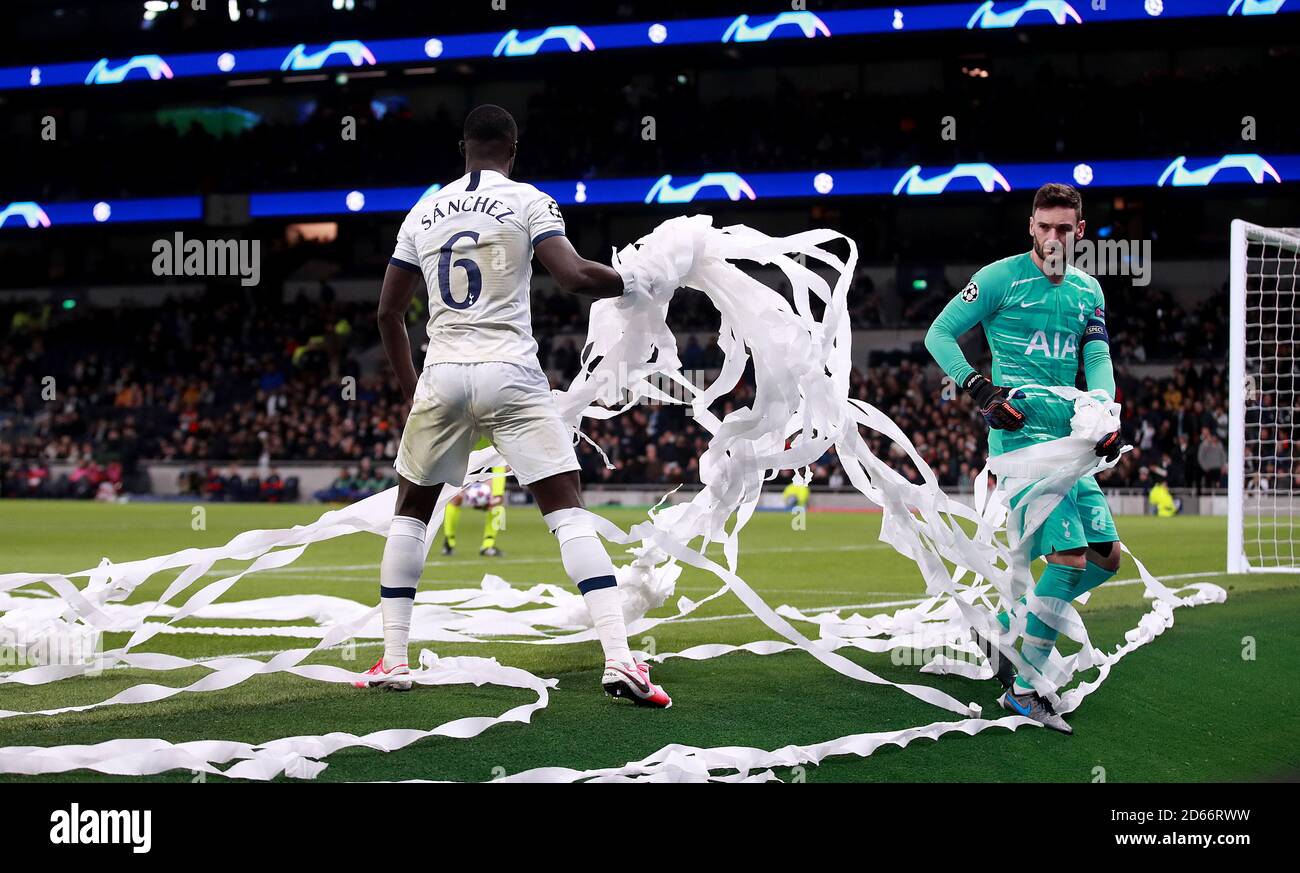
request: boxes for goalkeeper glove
[1094,429,1125,462]
[962,373,1026,431]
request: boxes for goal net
[1228,220,1300,572]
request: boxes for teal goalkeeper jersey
[925,251,1115,455]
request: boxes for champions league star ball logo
[960,281,980,302]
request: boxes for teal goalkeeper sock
[1074,560,1117,599]
[1013,563,1084,693]
[996,595,1027,632]
[1004,562,1114,632]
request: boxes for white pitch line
[65,592,930,670]
[258,574,491,586]
[208,542,894,578]
[208,564,1233,599]
[2,570,1232,679]
[245,572,922,598]
[1093,569,1227,589]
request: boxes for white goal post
[1228,220,1300,573]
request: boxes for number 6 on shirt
[438,230,482,309]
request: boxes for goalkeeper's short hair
[1033,182,1082,220]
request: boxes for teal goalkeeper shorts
[1009,475,1118,559]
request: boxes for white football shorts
[395,361,581,488]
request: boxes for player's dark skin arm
[534,235,624,298]
[378,262,446,521]
[377,263,423,402]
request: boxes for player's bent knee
[1090,541,1123,572]
[548,516,596,546]
[1045,549,1087,570]
[527,470,584,516]
[395,476,442,523]
[543,513,615,586]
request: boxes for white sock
[379,515,427,670]
[581,583,633,666]
[547,517,633,665]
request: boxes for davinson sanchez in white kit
[359,103,671,707]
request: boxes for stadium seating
[0,288,1248,499]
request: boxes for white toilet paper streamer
[0,216,1224,780]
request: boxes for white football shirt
[390,169,565,369]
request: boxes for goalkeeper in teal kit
[925,183,1125,734]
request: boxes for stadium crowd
[0,284,1279,501]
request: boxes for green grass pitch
[1,499,1297,782]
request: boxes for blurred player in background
[1148,468,1181,517]
[925,183,1127,734]
[358,104,670,707]
[442,460,508,557]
